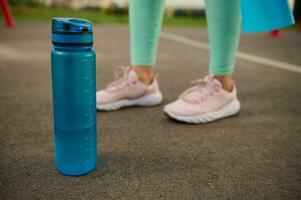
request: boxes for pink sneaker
[96,66,163,111]
[164,74,240,124]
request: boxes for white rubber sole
[165,100,241,124]
[97,92,163,111]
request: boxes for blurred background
[0,0,298,27]
[2,0,208,26]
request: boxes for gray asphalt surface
[0,22,301,200]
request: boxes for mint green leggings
[130,0,241,75]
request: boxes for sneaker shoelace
[180,74,221,104]
[106,66,136,92]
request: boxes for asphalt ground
[0,22,301,200]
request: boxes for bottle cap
[51,18,93,46]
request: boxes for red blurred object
[269,30,281,38]
[0,0,16,28]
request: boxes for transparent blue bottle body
[51,46,97,176]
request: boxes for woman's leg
[164,0,241,123]
[96,0,165,111]
[130,0,165,84]
[205,0,241,91]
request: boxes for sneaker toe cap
[164,100,194,116]
[96,90,114,104]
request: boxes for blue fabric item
[241,0,295,32]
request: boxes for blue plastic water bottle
[51,18,97,176]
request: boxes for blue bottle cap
[52,18,93,46]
